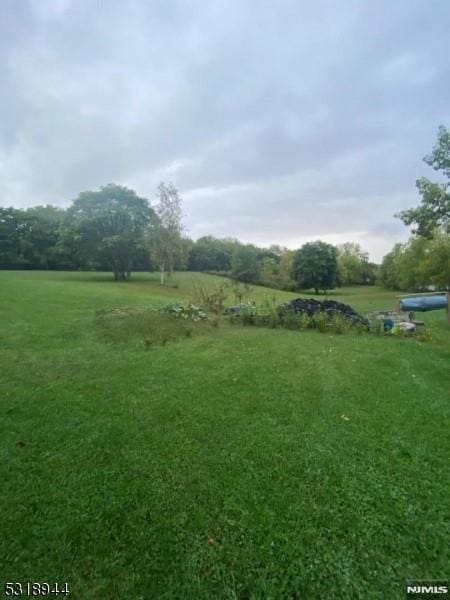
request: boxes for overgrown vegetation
[94,280,437,344]
[225,297,394,337]
[192,282,230,314]
[94,304,210,347]
[159,302,208,322]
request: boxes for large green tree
[397,125,450,236]
[378,244,403,290]
[187,236,235,272]
[393,236,429,291]
[230,244,261,284]
[259,248,296,290]
[337,243,368,285]
[379,231,449,291]
[292,241,340,294]
[63,183,155,281]
[417,231,450,290]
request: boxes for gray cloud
[1,0,449,261]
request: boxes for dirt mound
[279,298,369,327]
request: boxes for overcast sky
[1,0,449,261]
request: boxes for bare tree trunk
[160,263,165,285]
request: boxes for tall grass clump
[94,304,210,347]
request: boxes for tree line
[1,126,448,292]
[0,183,376,292]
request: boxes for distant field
[1,271,449,599]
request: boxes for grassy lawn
[1,271,449,599]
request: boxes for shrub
[159,303,207,322]
[330,314,349,334]
[282,312,302,330]
[192,283,229,314]
[297,313,312,330]
[240,302,258,325]
[311,312,328,333]
[230,280,253,305]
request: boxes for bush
[330,314,349,334]
[281,312,302,330]
[297,313,312,330]
[240,303,258,325]
[159,303,207,322]
[230,280,253,304]
[311,312,328,333]
[192,283,229,314]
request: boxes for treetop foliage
[386,126,450,291]
[397,125,450,237]
[63,183,156,280]
[379,230,450,291]
[292,241,340,294]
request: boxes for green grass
[1,271,449,599]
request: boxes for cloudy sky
[1,0,449,261]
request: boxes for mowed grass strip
[1,271,449,599]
